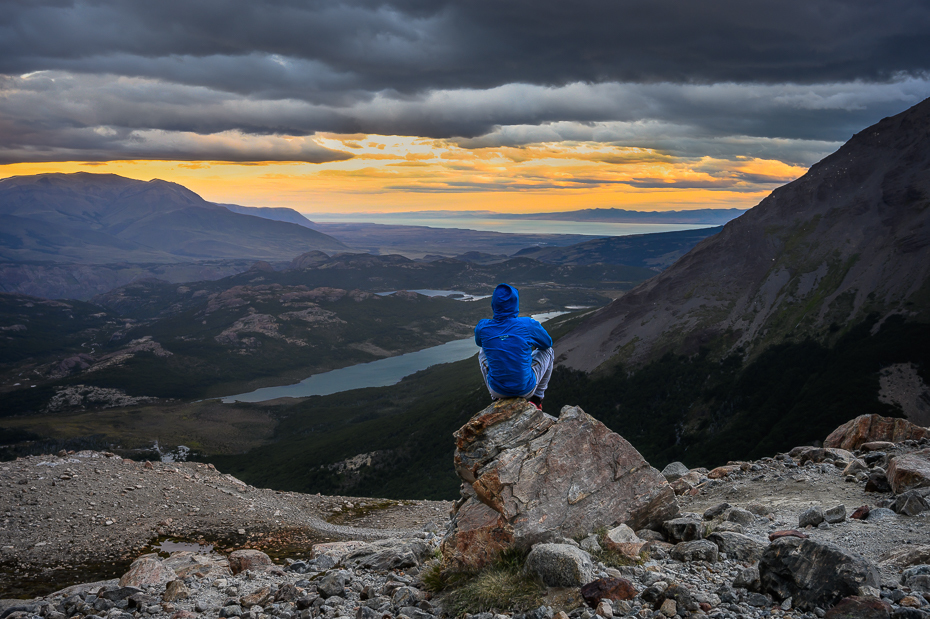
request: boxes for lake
[220,310,567,403]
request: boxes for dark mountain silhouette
[0,172,345,263]
[558,97,930,371]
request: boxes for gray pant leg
[480,346,554,400]
[479,348,508,399]
[530,347,554,399]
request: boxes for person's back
[475,283,554,409]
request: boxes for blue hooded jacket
[475,283,553,396]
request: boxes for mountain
[498,207,746,224]
[0,172,345,262]
[557,98,930,372]
[220,203,317,228]
[512,226,722,269]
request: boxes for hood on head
[492,283,519,319]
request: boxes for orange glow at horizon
[0,135,807,215]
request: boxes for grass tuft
[444,565,545,615]
[427,547,545,615]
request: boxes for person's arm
[528,319,553,350]
[474,322,483,347]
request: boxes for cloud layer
[1,0,930,165]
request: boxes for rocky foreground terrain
[2,407,930,619]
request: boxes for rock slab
[825,414,929,450]
[759,537,881,611]
[118,555,175,587]
[443,400,679,569]
[886,449,930,494]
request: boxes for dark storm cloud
[2,0,930,163]
[3,0,930,93]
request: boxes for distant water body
[309,213,713,237]
[221,310,567,403]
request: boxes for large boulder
[443,400,679,569]
[825,414,929,451]
[759,537,881,611]
[886,449,930,494]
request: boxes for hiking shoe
[528,395,543,410]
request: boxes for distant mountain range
[0,173,345,263]
[558,97,930,371]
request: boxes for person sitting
[475,283,554,410]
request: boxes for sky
[2,0,930,214]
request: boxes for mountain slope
[0,172,346,262]
[558,98,930,371]
[513,226,722,269]
[220,203,317,228]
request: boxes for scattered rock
[524,543,595,587]
[734,565,761,591]
[671,540,718,562]
[866,508,897,521]
[118,554,175,587]
[880,546,930,570]
[759,537,881,610]
[851,505,871,520]
[824,505,847,524]
[707,531,766,562]
[661,462,690,483]
[903,565,930,593]
[227,549,273,575]
[800,506,826,528]
[664,517,703,543]
[603,524,646,559]
[162,580,189,603]
[703,503,730,520]
[891,490,930,516]
[580,578,638,607]
[824,596,891,619]
[866,471,893,493]
[887,449,930,494]
[724,507,755,525]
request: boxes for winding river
[220,310,566,403]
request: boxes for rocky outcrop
[442,399,679,569]
[825,415,930,451]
